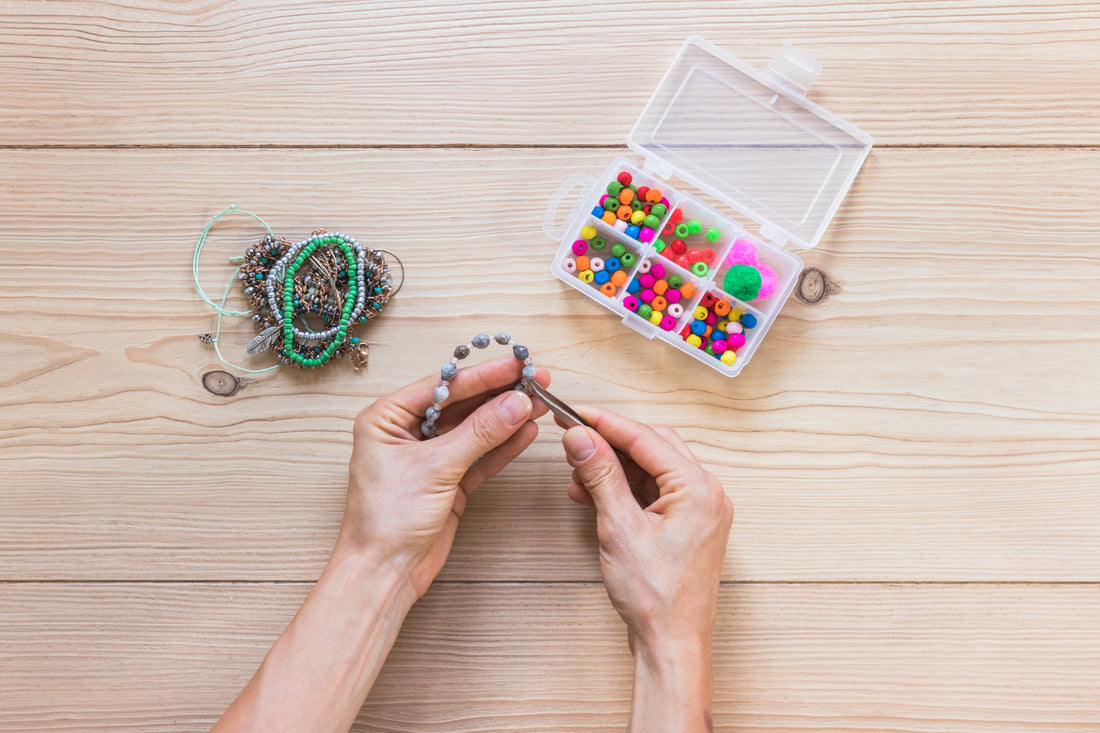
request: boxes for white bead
[613,219,628,232]
[638,259,652,274]
[589,257,605,273]
[561,258,577,274]
[667,303,684,318]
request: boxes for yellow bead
[580,225,597,240]
[686,334,702,347]
[579,269,595,283]
[720,350,737,366]
[693,306,708,320]
[630,210,646,225]
[649,310,663,325]
[729,309,743,320]
[716,318,730,330]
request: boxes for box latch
[766,44,821,96]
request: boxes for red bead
[680,324,692,338]
[701,249,716,264]
[636,186,649,202]
[671,239,687,255]
[617,171,633,186]
[670,208,684,223]
[674,255,691,269]
[701,292,718,309]
[686,248,702,263]
[662,223,675,236]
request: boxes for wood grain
[0,1,1098,146]
[1,582,1097,732]
[0,147,1097,582]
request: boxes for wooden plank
[0,147,1098,582]
[0,1,1098,146]
[0,582,1096,732]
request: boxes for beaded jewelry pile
[422,332,534,438]
[238,231,393,370]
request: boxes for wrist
[329,535,419,613]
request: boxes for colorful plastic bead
[639,227,655,243]
[611,269,628,287]
[651,295,667,312]
[589,257,605,272]
[600,282,617,297]
[690,320,707,336]
[605,257,621,272]
[701,249,716,264]
[593,270,610,285]
[651,203,667,218]
[637,303,653,319]
[623,295,640,311]
[581,225,597,240]
[660,314,677,331]
[665,288,682,304]
[638,273,655,288]
[741,313,758,329]
[693,306,708,320]
[706,228,721,242]
[714,299,731,316]
[639,288,655,303]
[562,258,577,274]
[619,188,634,205]
[607,181,623,196]
[575,255,590,271]
[643,214,660,229]
[700,292,718,309]
[610,243,626,258]
[648,310,663,325]
[645,189,662,203]
[636,186,650,201]
[590,205,604,218]
[571,240,587,256]
[620,252,636,267]
[686,248,703,263]
[687,219,702,234]
[729,333,746,349]
[579,269,595,283]
[638,259,652,274]
[617,205,632,220]
[626,278,641,294]
[720,350,736,366]
[630,210,646,225]
[653,279,668,296]
[675,224,690,238]
[692,261,709,277]
[603,197,619,211]
[590,236,606,250]
[667,303,684,318]
[650,263,666,279]
[686,334,702,348]
[652,239,666,254]
[674,255,691,269]
[601,211,617,225]
[617,171,632,186]
[625,225,640,238]
[613,220,628,232]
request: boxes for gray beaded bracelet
[422,332,535,438]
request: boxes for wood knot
[796,268,834,304]
[202,370,244,397]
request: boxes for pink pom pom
[756,264,778,299]
[725,238,760,267]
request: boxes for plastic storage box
[543,37,872,376]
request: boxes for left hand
[340,357,550,599]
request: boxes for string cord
[193,205,280,373]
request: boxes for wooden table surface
[2,2,1098,731]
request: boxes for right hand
[561,408,733,663]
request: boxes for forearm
[629,638,714,733]
[212,541,417,733]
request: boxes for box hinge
[766,44,821,97]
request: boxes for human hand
[340,357,550,599]
[561,409,732,731]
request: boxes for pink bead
[599,194,609,206]
[728,333,746,349]
[638,227,655,243]
[622,295,640,311]
[571,240,587,256]
[665,288,682,304]
[725,238,760,267]
[562,258,577,274]
[638,259,652,274]
[660,196,670,207]
[757,264,778,299]
[650,263,666,279]
[638,273,656,288]
[697,336,708,350]
[712,339,728,353]
[639,288,655,303]
[660,314,676,331]
[705,312,718,325]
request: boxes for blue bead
[591,206,605,217]
[740,313,758,329]
[254,273,264,280]
[593,270,611,285]
[604,257,621,272]
[626,278,641,294]
[712,331,726,342]
[690,320,707,336]
[625,225,640,238]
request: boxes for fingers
[457,420,540,506]
[434,389,535,468]
[390,356,545,419]
[574,406,698,481]
[434,368,551,434]
[562,426,643,524]
[567,482,596,508]
[653,426,699,465]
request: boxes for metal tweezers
[522,379,590,429]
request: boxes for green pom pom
[723,265,762,301]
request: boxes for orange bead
[611,269,628,287]
[651,295,668,311]
[600,282,617,297]
[645,188,662,203]
[601,211,617,225]
[616,205,632,220]
[619,188,635,205]
[575,255,590,271]
[714,299,731,316]
[679,283,696,299]
[653,279,668,296]
[703,324,713,337]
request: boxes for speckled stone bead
[494,332,511,345]
[454,345,470,359]
[522,364,536,380]
[433,384,450,403]
[512,344,529,360]
[425,405,441,421]
[472,333,490,349]
[441,362,458,381]
[421,420,437,437]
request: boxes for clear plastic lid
[628,37,872,250]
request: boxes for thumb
[562,426,642,522]
[439,389,533,467]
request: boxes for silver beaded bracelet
[422,332,535,438]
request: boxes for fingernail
[499,390,531,426]
[563,427,595,461]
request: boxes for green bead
[620,252,636,268]
[653,239,666,254]
[637,303,653,320]
[630,199,645,212]
[651,203,667,218]
[603,197,618,212]
[606,181,622,197]
[667,274,683,289]
[692,261,709,277]
[610,243,626,258]
[643,215,660,229]
[706,228,722,242]
[687,219,702,234]
[675,223,690,238]
[589,236,606,250]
